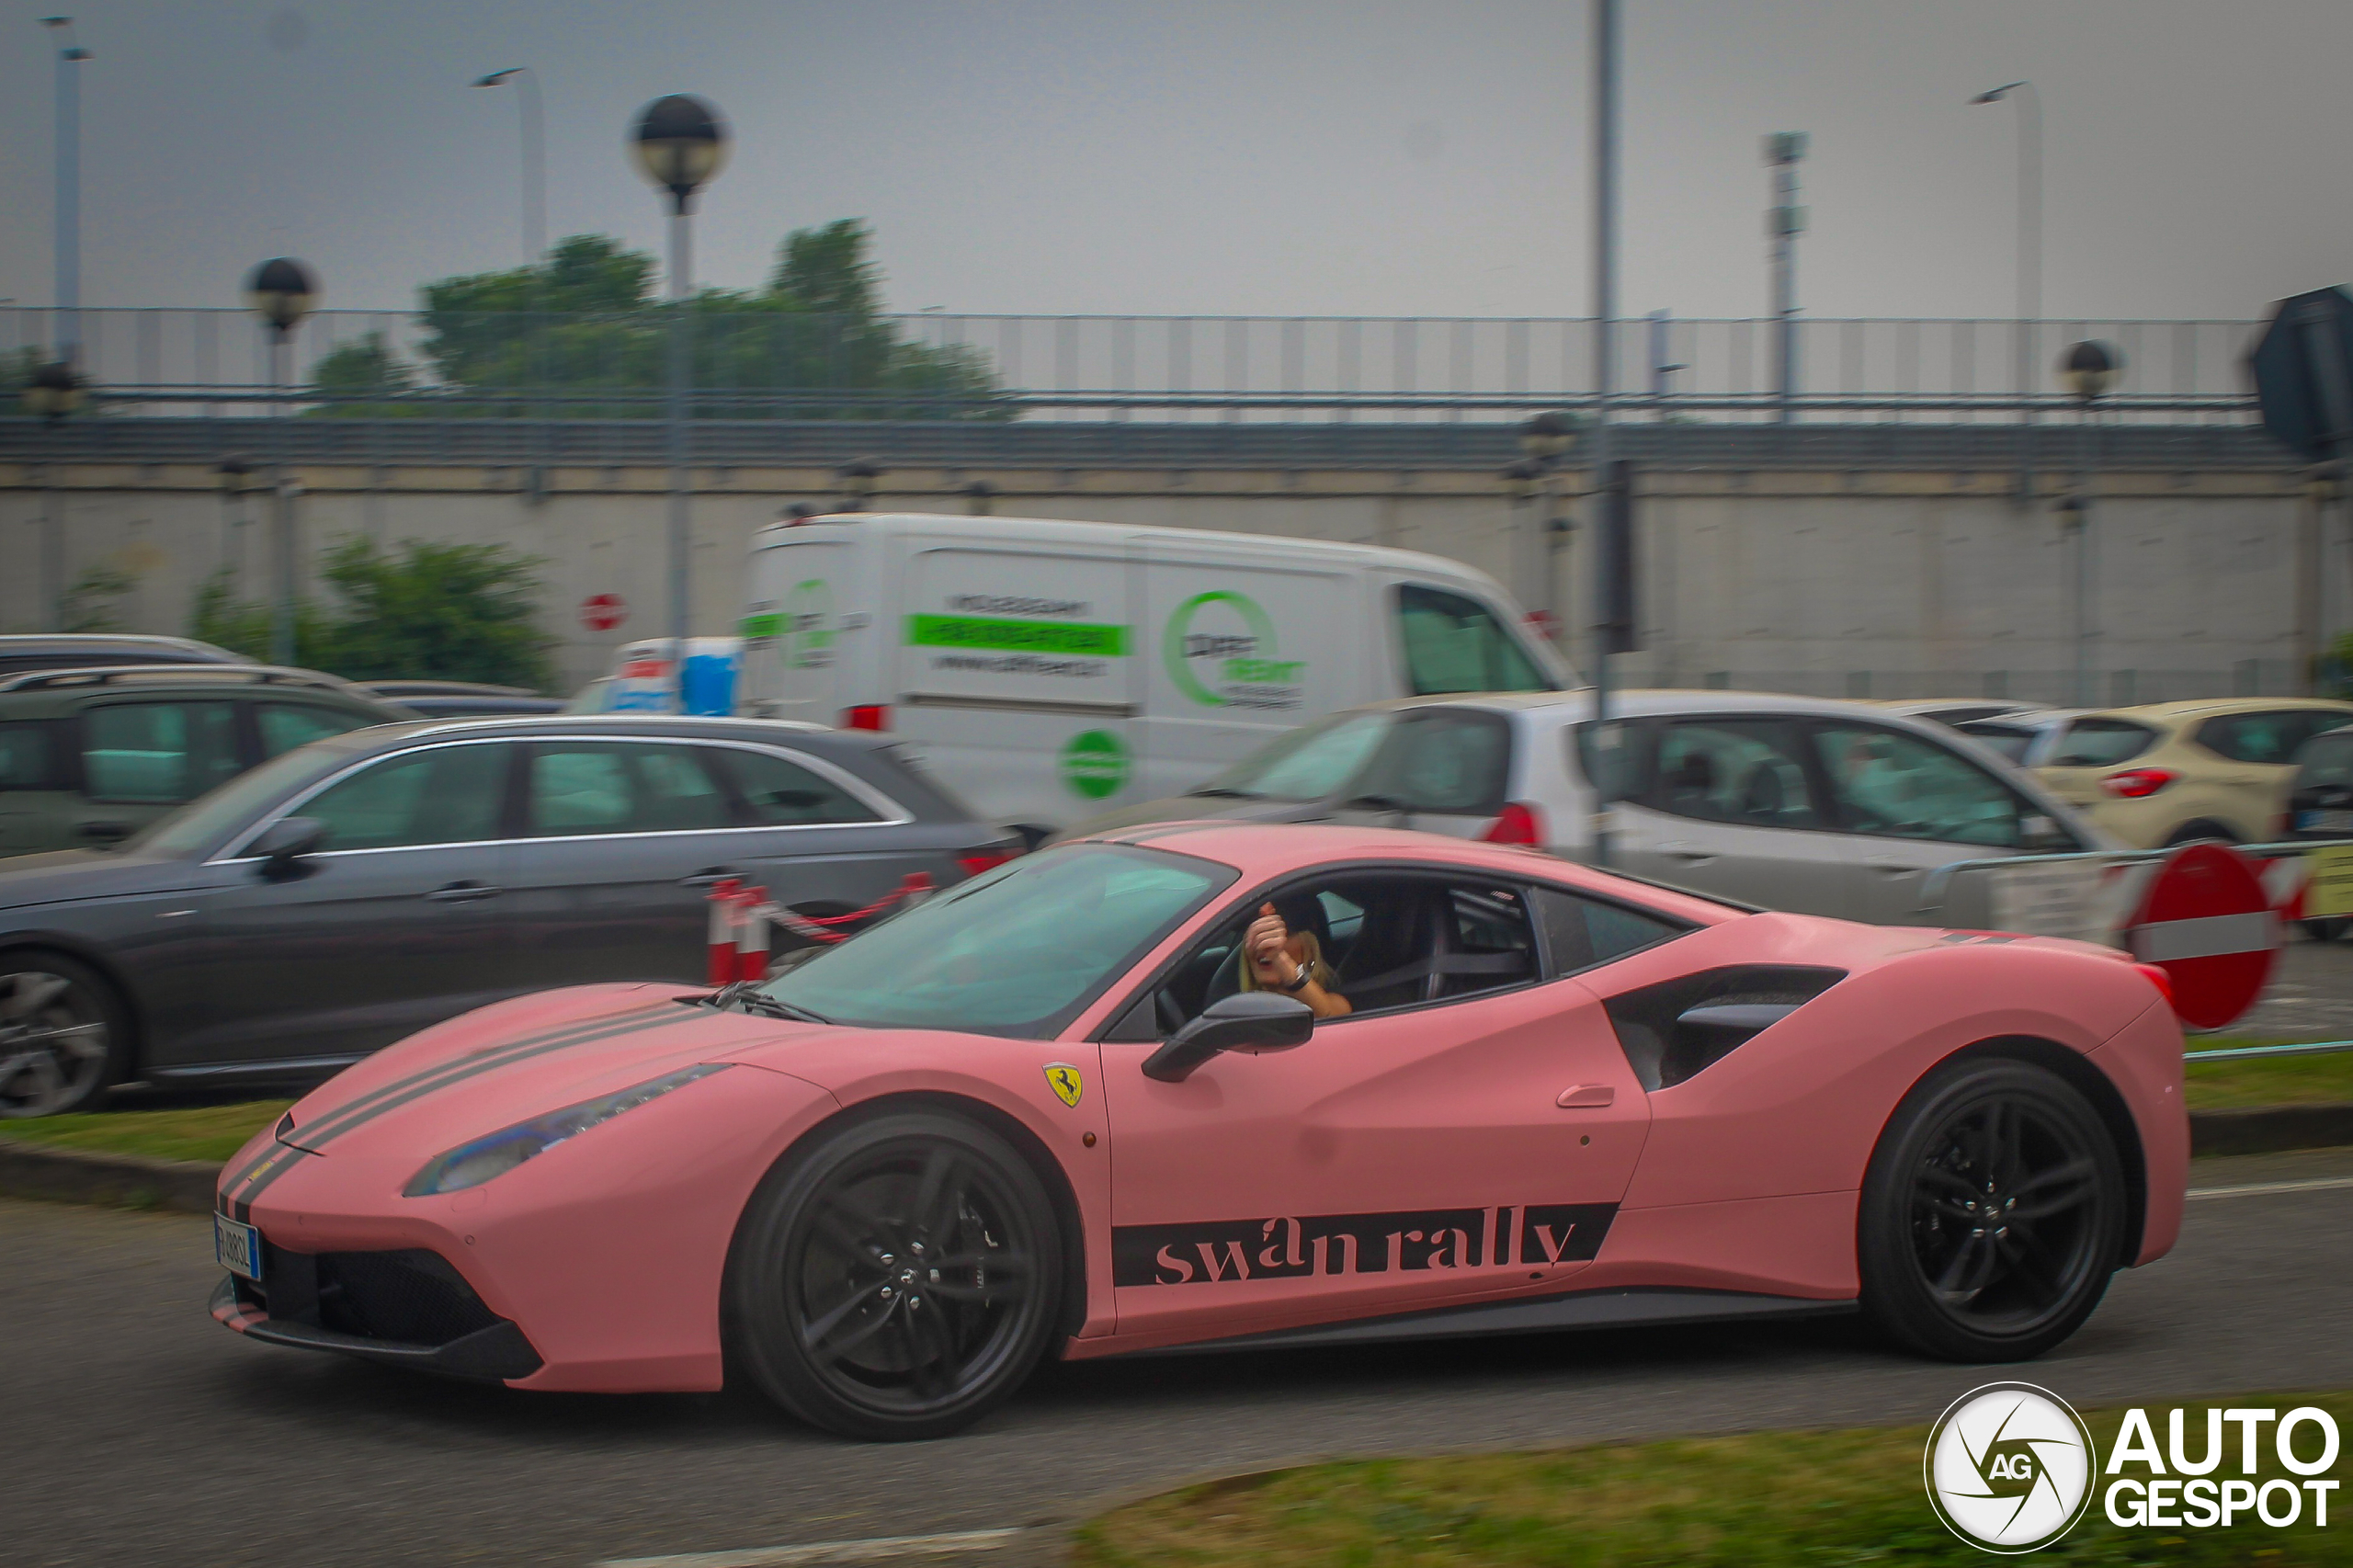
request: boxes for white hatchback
[1070,688,2119,927]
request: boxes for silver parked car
[1069,689,2117,926]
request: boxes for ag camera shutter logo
[1925,1382,2097,1553]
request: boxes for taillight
[1481,801,1545,846]
[2135,962,2175,1010]
[841,705,891,732]
[2100,767,2177,799]
[958,846,1020,879]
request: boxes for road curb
[4,1104,2351,1216]
[0,1140,220,1214]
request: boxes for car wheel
[1858,1057,2125,1362]
[2302,917,2350,943]
[0,952,131,1119]
[2163,824,2237,847]
[726,1109,1063,1441]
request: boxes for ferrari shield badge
[1044,1062,1085,1108]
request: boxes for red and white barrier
[706,872,937,985]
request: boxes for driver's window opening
[1144,875,1540,1038]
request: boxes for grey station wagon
[0,716,1016,1116]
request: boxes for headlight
[403,1064,731,1197]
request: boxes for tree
[308,332,419,417]
[188,539,556,689]
[61,564,139,633]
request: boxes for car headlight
[402,1063,732,1197]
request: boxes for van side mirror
[248,816,326,877]
[1142,992,1314,1083]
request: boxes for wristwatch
[1277,959,1313,994]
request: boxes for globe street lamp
[245,257,318,667]
[835,458,880,514]
[631,94,730,655]
[2056,340,2121,707]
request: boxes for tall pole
[2073,410,2094,707]
[1764,133,1807,424]
[667,198,692,652]
[1973,82,2040,503]
[517,72,545,266]
[271,331,296,667]
[1589,0,1620,869]
[43,18,91,367]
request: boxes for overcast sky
[0,0,2345,323]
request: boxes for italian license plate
[214,1214,263,1282]
[2302,809,2353,834]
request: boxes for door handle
[426,881,504,903]
[1556,1084,1616,1109]
[77,821,130,842]
[1657,841,1716,864]
[1864,856,1916,876]
[679,867,745,888]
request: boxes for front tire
[726,1109,1063,1441]
[1858,1058,2125,1362]
[0,952,131,1118]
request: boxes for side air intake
[1602,965,1847,1090]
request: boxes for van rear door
[741,537,853,725]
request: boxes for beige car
[2027,698,2353,847]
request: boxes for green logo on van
[1060,730,1130,800]
[779,580,835,668]
[1164,590,1304,708]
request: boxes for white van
[736,512,1569,835]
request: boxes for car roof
[0,665,408,719]
[1073,820,1745,925]
[293,712,848,754]
[0,633,238,661]
[2082,698,2353,722]
[1346,686,1992,730]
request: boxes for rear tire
[726,1109,1063,1441]
[0,952,131,1118]
[2302,917,2349,943]
[1858,1057,2125,1362]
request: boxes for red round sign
[580,593,627,632]
[2128,842,2278,1030]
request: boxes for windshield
[2297,733,2353,789]
[759,844,1236,1037]
[123,740,368,858]
[1958,723,2035,764]
[1191,710,1394,801]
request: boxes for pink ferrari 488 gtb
[212,824,2187,1439]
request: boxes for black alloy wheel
[1859,1058,2125,1361]
[727,1109,1062,1440]
[0,954,130,1118]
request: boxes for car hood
[1059,791,1322,840]
[0,847,199,909]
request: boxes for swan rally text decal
[1112,1203,1617,1287]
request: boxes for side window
[526,743,732,836]
[1957,722,2038,765]
[1395,585,1551,696]
[2197,710,2340,766]
[1812,724,2024,847]
[1649,718,1822,830]
[1531,885,1684,972]
[1350,710,1514,814]
[296,744,509,852]
[82,701,242,804]
[0,722,61,790]
[2047,718,2158,768]
[256,702,372,760]
[719,746,884,825]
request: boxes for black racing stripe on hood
[215,1000,677,1196]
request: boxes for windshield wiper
[1341,792,1410,814]
[1186,786,1262,799]
[705,981,832,1026]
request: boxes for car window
[2048,718,2159,767]
[295,744,509,852]
[1395,585,1552,696]
[1649,718,1822,830]
[716,746,882,825]
[1531,884,1685,971]
[1812,724,2025,846]
[2197,710,2347,766]
[1194,710,1395,802]
[256,701,373,759]
[1348,710,1514,814]
[525,742,733,836]
[766,844,1234,1039]
[81,701,243,804]
[0,722,61,790]
[1956,722,2037,764]
[2296,733,2353,790]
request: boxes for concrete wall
[0,458,2324,703]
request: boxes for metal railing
[3,307,2264,425]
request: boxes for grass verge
[2184,1040,2353,1108]
[0,1099,290,1165]
[1074,1392,2353,1567]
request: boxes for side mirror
[1142,991,1314,1083]
[247,815,326,876]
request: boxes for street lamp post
[631,95,730,660]
[472,68,545,266]
[1518,413,1574,638]
[1762,132,1808,424]
[1590,0,1621,868]
[2058,340,2120,707]
[244,258,319,667]
[40,18,92,368]
[1971,82,2041,504]
[23,359,85,631]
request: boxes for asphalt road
[7,1149,2353,1568]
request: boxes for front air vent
[1602,965,1846,1090]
